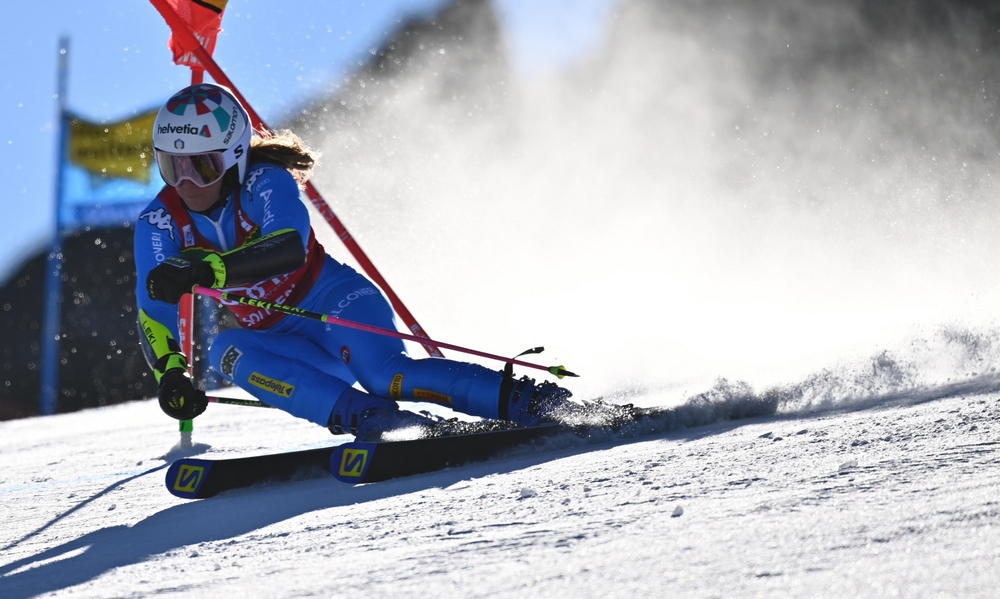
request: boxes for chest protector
[158,186,325,329]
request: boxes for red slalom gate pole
[193,286,579,379]
[176,56,207,442]
[148,0,443,358]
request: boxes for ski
[330,404,674,484]
[165,404,675,498]
[329,423,564,484]
[165,445,336,499]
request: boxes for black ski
[164,424,561,498]
[165,445,335,499]
[329,422,565,484]
[329,404,674,484]
[165,404,673,498]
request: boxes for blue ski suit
[134,162,504,427]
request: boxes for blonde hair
[249,129,317,183]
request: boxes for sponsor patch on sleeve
[220,346,243,379]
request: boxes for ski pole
[178,293,196,448]
[207,395,276,408]
[192,286,579,378]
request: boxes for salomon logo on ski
[173,464,206,493]
[338,448,369,477]
[166,459,217,499]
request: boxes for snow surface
[2,379,999,598]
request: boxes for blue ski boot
[328,387,435,441]
[499,375,575,426]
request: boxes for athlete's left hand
[147,256,215,304]
[158,368,208,420]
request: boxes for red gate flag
[164,0,229,68]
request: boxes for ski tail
[165,446,336,499]
[330,442,379,483]
[165,458,215,499]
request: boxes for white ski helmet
[152,82,253,185]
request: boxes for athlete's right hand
[158,368,208,420]
[147,256,215,304]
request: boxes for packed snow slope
[2,371,1000,598]
[6,0,1000,596]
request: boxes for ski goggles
[155,149,228,188]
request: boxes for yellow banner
[68,110,157,183]
[196,0,229,13]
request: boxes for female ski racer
[134,83,573,440]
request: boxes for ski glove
[146,255,220,304]
[158,368,208,420]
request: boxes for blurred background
[5,0,1000,420]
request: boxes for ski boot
[499,375,575,426]
[328,387,435,441]
[499,375,645,427]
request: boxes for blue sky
[1,0,616,281]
